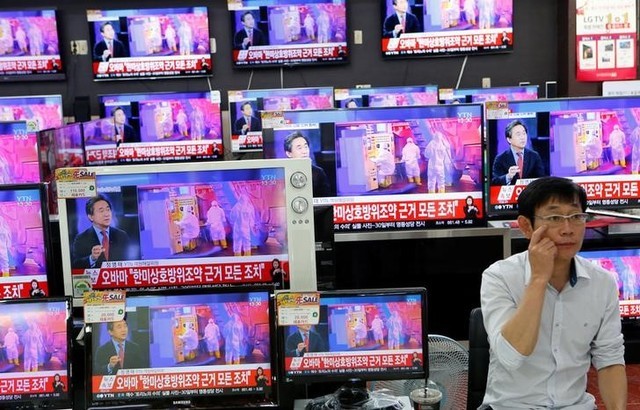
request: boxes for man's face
[109,320,129,343]
[101,24,115,41]
[89,200,112,230]
[508,124,528,150]
[297,324,312,332]
[286,137,310,159]
[393,0,409,13]
[242,14,255,29]
[114,110,126,126]
[242,104,253,117]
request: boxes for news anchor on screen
[285,324,326,357]
[383,0,421,38]
[111,106,139,144]
[491,119,545,186]
[234,11,267,49]
[234,102,262,135]
[93,21,127,62]
[71,194,131,269]
[94,318,148,375]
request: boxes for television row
[1,1,514,81]
[0,287,429,409]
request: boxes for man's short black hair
[100,22,114,33]
[86,194,112,216]
[106,316,127,332]
[517,176,588,223]
[240,101,253,111]
[284,131,309,153]
[505,119,528,140]
[241,11,254,22]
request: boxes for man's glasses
[535,213,590,226]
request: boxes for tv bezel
[84,285,279,409]
[333,85,440,108]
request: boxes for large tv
[0,94,64,130]
[279,287,428,384]
[0,297,72,409]
[578,248,640,321]
[0,9,64,82]
[439,85,539,104]
[0,121,41,185]
[0,184,54,300]
[228,87,335,152]
[486,96,640,219]
[263,104,486,232]
[334,85,439,108]
[228,0,348,68]
[381,0,513,58]
[86,7,212,80]
[86,287,277,409]
[97,90,224,163]
[56,158,317,305]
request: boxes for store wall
[1,0,559,117]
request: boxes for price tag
[276,292,320,326]
[55,168,97,198]
[83,290,126,324]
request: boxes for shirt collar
[524,256,583,288]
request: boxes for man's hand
[528,224,555,284]
[296,342,306,354]
[91,245,104,260]
[108,354,120,370]
[507,165,519,181]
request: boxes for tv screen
[87,7,212,80]
[0,297,72,408]
[263,104,486,232]
[486,96,640,218]
[228,87,334,152]
[279,287,427,383]
[0,121,41,184]
[97,91,223,163]
[38,123,85,215]
[578,248,640,320]
[334,85,439,108]
[228,0,348,68]
[439,85,539,104]
[0,9,64,82]
[0,94,64,131]
[86,287,277,408]
[0,184,54,300]
[56,159,317,305]
[381,0,513,58]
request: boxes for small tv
[228,87,335,152]
[98,90,224,163]
[263,103,486,232]
[0,297,72,409]
[439,85,539,104]
[0,9,64,82]
[0,94,64,130]
[486,96,640,219]
[81,117,118,166]
[37,123,85,215]
[228,0,348,68]
[56,158,317,305]
[381,0,513,58]
[0,121,41,184]
[86,7,212,80]
[334,85,439,108]
[86,287,277,409]
[0,184,54,300]
[279,287,427,384]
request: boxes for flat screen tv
[263,103,486,232]
[228,87,334,152]
[86,7,212,80]
[56,158,317,305]
[0,120,41,184]
[0,9,64,81]
[334,85,439,108]
[381,0,513,58]
[0,297,72,409]
[0,184,54,300]
[85,287,277,409]
[279,287,428,384]
[439,85,539,104]
[37,123,85,215]
[486,96,640,219]
[228,0,348,68]
[0,94,64,130]
[97,90,224,163]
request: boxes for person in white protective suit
[401,137,422,185]
[373,144,396,188]
[230,194,255,256]
[204,318,221,358]
[4,327,19,365]
[387,310,403,350]
[180,323,199,360]
[179,209,200,251]
[0,214,12,277]
[630,126,640,174]
[609,124,627,167]
[178,21,193,55]
[423,131,453,193]
[206,201,227,249]
[353,319,368,347]
[223,313,245,365]
[370,314,385,345]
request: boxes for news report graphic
[87,7,212,80]
[381,0,513,58]
[228,0,348,68]
[0,9,64,81]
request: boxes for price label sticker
[276,292,320,326]
[55,168,97,198]
[83,290,126,324]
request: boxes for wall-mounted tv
[228,87,334,152]
[439,85,539,104]
[334,85,439,108]
[228,0,348,68]
[87,7,212,80]
[263,103,486,232]
[486,96,640,219]
[97,91,224,163]
[0,9,64,81]
[381,0,513,58]
[0,94,64,131]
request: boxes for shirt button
[555,323,560,327]
[553,348,558,353]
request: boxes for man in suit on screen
[234,11,267,50]
[285,324,326,357]
[383,0,421,38]
[491,119,546,186]
[234,102,262,136]
[93,22,127,62]
[112,106,139,144]
[94,318,148,375]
